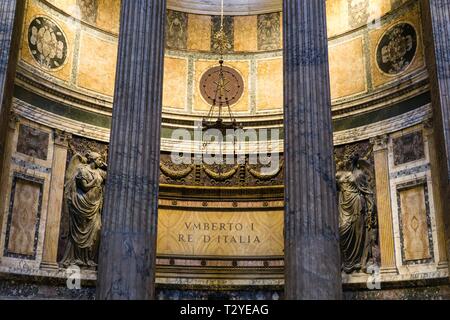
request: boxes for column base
[380,266,398,275]
[40,261,60,270]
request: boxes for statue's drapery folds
[337,155,378,274]
[61,152,107,268]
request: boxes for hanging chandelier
[201,0,242,139]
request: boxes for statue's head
[86,151,103,168]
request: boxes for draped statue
[61,151,107,268]
[336,152,378,274]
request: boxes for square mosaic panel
[257,13,281,51]
[166,10,188,50]
[211,15,234,53]
[393,131,425,166]
[16,124,49,161]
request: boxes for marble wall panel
[234,16,257,52]
[398,182,432,263]
[4,174,43,259]
[329,37,367,99]
[187,14,211,52]
[256,58,283,111]
[327,0,397,38]
[163,57,188,110]
[95,0,120,34]
[77,32,118,96]
[45,0,120,34]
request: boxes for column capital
[424,116,434,131]
[8,111,19,130]
[371,134,389,152]
[53,129,71,147]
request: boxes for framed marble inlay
[77,0,99,24]
[257,13,281,51]
[27,16,68,71]
[4,173,44,260]
[347,0,370,28]
[376,22,417,75]
[393,131,425,166]
[397,180,434,265]
[16,124,49,161]
[166,10,188,50]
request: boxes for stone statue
[61,151,107,268]
[336,152,378,274]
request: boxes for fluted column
[0,0,25,185]
[421,0,450,274]
[96,0,166,300]
[371,135,397,272]
[283,0,342,300]
[41,130,71,269]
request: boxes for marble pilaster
[40,130,71,269]
[0,111,19,251]
[0,0,25,194]
[283,0,342,300]
[421,0,450,275]
[371,135,397,272]
[96,0,166,300]
[424,119,448,265]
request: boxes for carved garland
[160,163,194,180]
[202,164,240,181]
[246,162,284,181]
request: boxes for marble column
[41,130,71,269]
[0,0,25,189]
[421,0,450,273]
[424,119,448,266]
[96,0,166,300]
[371,135,397,272]
[283,0,342,300]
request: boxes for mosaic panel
[257,13,281,51]
[393,131,425,166]
[166,10,188,50]
[16,124,49,161]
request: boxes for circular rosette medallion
[28,16,68,70]
[376,22,417,75]
[200,65,244,106]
